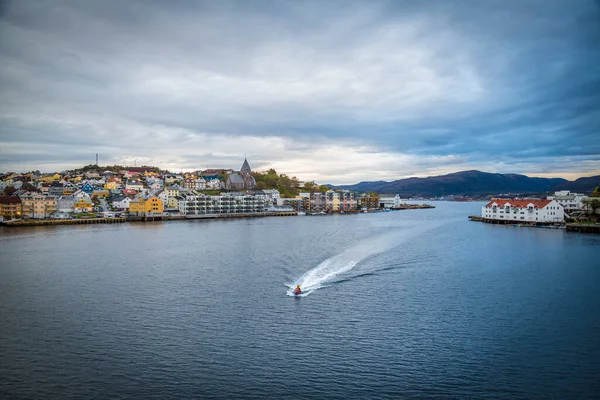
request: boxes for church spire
[241,157,251,174]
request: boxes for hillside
[333,170,596,197]
[553,175,600,192]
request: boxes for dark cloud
[0,0,599,180]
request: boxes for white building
[205,179,224,190]
[547,190,587,212]
[112,197,132,210]
[125,180,144,191]
[262,189,281,199]
[178,194,264,215]
[482,199,564,223]
[379,194,405,208]
[57,195,75,213]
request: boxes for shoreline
[2,205,436,228]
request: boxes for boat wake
[286,222,446,297]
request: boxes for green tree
[256,181,267,190]
[592,187,600,197]
[583,198,600,216]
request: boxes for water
[1,202,599,399]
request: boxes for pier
[468,216,562,228]
[391,204,435,210]
[566,223,600,234]
[5,218,127,227]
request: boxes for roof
[124,167,153,173]
[0,196,22,204]
[240,158,251,173]
[485,199,553,208]
[227,173,245,184]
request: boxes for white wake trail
[286,221,450,297]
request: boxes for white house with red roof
[482,199,564,223]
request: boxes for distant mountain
[554,175,600,192]
[332,170,595,197]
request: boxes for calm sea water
[1,202,599,399]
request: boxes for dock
[3,212,298,227]
[391,204,435,210]
[566,223,600,234]
[5,218,127,227]
[468,216,562,228]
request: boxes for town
[0,158,431,226]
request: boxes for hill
[332,170,597,197]
[553,175,600,192]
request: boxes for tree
[318,185,329,193]
[582,198,600,217]
[256,181,267,190]
[303,181,314,191]
[592,187,600,197]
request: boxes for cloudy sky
[0,0,599,183]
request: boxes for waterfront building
[379,194,404,208]
[20,194,58,218]
[0,196,22,219]
[481,199,564,223]
[167,196,180,210]
[547,190,588,212]
[307,192,327,213]
[112,196,132,210]
[262,189,280,199]
[360,194,380,210]
[278,197,306,212]
[57,195,75,213]
[339,191,358,211]
[73,196,94,213]
[129,195,164,215]
[225,158,257,191]
[325,190,341,211]
[179,193,264,215]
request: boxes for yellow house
[104,181,118,190]
[74,197,93,212]
[167,197,179,209]
[166,187,180,197]
[129,196,164,214]
[331,195,340,211]
[39,173,61,182]
[91,190,110,199]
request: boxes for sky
[0,0,599,184]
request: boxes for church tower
[240,157,256,190]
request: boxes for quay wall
[468,216,559,227]
[3,212,298,227]
[5,218,127,227]
[566,223,600,234]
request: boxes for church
[225,158,257,191]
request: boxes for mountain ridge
[332,170,600,197]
